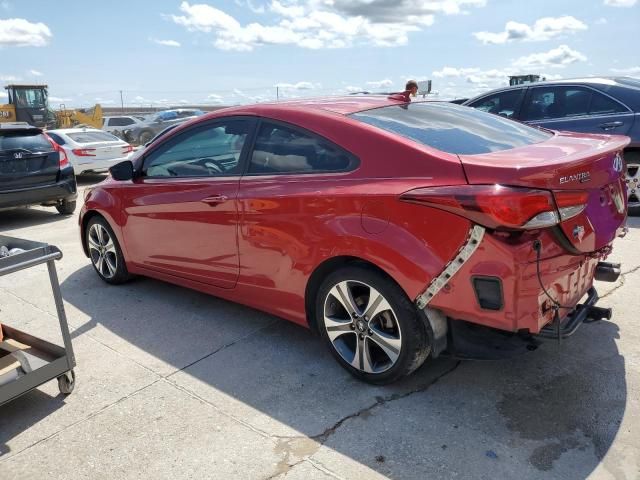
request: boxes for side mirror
[109,160,134,181]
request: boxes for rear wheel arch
[305,256,408,333]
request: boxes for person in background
[405,80,419,98]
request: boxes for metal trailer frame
[0,235,76,406]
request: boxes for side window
[522,87,592,120]
[248,122,354,174]
[109,117,134,127]
[469,89,524,118]
[589,92,628,115]
[144,120,251,178]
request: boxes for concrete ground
[0,174,638,480]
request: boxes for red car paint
[80,96,629,335]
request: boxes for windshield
[11,87,47,109]
[0,132,52,152]
[351,102,552,155]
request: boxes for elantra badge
[560,172,590,185]
[613,153,624,173]
[573,225,585,242]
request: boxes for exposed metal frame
[415,225,485,309]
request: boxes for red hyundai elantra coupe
[80,96,629,384]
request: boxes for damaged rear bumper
[537,287,611,340]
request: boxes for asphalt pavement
[0,174,638,479]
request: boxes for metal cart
[0,235,76,406]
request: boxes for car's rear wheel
[86,217,130,284]
[625,151,640,216]
[316,265,431,385]
[56,199,76,215]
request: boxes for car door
[519,85,634,135]
[120,117,255,289]
[237,119,357,299]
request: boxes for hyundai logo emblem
[13,152,23,159]
[613,153,624,173]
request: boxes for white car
[102,115,146,135]
[46,128,134,175]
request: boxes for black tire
[85,216,131,284]
[138,130,154,145]
[56,199,76,215]
[625,151,640,216]
[316,265,431,385]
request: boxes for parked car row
[103,109,205,145]
[80,94,628,384]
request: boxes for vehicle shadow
[0,259,625,477]
[0,208,66,230]
[35,264,626,478]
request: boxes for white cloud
[29,69,43,76]
[170,0,486,51]
[0,18,52,47]
[345,85,363,93]
[274,81,316,90]
[0,91,7,99]
[431,65,565,98]
[604,0,637,6]
[610,66,640,76]
[49,96,72,103]
[595,17,608,25]
[151,38,181,47]
[366,79,394,89]
[205,93,224,104]
[0,74,19,81]
[474,16,587,45]
[513,45,587,69]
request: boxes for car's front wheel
[316,265,431,385]
[86,217,130,284]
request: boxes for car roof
[200,95,412,118]
[47,128,112,135]
[466,76,640,98]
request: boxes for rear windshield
[351,102,552,155]
[67,131,121,143]
[0,132,53,152]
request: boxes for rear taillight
[400,185,587,230]
[45,134,70,168]
[122,145,133,155]
[553,190,589,221]
[72,148,96,157]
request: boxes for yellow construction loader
[0,84,102,129]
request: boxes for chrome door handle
[201,195,228,205]
[599,121,623,131]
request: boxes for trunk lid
[458,131,630,253]
[81,141,129,161]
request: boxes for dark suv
[0,123,77,214]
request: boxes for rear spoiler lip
[457,133,631,168]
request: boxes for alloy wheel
[88,223,118,279]
[323,280,402,374]
[626,162,640,208]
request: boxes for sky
[0,0,638,108]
